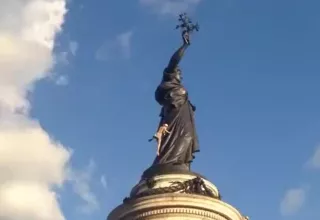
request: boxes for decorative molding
[133,207,227,220]
[108,193,244,220]
[108,174,245,220]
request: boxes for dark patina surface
[147,13,200,176]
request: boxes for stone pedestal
[107,172,248,220]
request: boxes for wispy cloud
[306,145,320,169]
[280,187,307,216]
[68,159,99,214]
[96,30,133,61]
[55,51,69,65]
[280,145,320,217]
[51,40,78,86]
[117,31,133,59]
[0,1,71,220]
[100,175,107,189]
[69,41,78,56]
[55,75,69,86]
[140,0,201,15]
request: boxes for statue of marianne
[150,32,199,171]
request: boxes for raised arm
[166,34,190,72]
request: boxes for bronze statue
[147,13,200,175]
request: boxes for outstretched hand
[182,32,190,45]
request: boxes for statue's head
[163,66,182,82]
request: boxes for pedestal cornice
[107,171,248,220]
[108,193,244,220]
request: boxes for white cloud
[280,188,306,216]
[96,30,133,61]
[100,175,107,189]
[140,0,201,15]
[0,1,72,220]
[68,159,99,214]
[69,40,78,56]
[306,146,320,169]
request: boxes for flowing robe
[152,80,199,166]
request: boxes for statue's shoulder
[170,86,187,98]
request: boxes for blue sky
[26,0,320,219]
